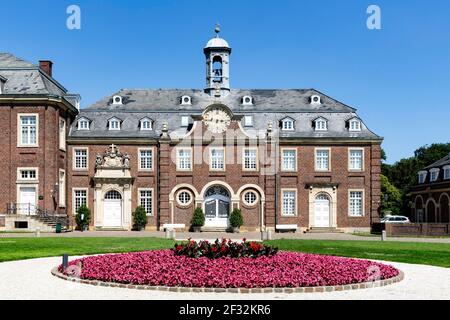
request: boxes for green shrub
[75,205,91,231]
[191,207,205,227]
[132,206,148,231]
[229,208,244,228]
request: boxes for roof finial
[214,23,221,37]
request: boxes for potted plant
[229,208,243,233]
[190,207,205,232]
[132,206,148,231]
[75,205,91,232]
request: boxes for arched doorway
[415,196,424,222]
[103,190,122,227]
[314,193,331,227]
[204,186,230,228]
[439,194,450,223]
[426,199,437,223]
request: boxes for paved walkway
[1,230,450,243]
[0,256,448,300]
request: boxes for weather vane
[215,23,221,36]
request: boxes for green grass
[0,237,175,262]
[265,239,450,268]
[0,237,449,268]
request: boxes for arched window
[212,56,223,83]
[105,190,122,200]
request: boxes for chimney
[39,60,53,77]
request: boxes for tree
[191,207,205,227]
[132,206,148,231]
[380,174,402,216]
[229,208,244,229]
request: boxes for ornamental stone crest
[95,144,130,169]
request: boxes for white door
[103,200,122,227]
[314,194,330,227]
[19,187,36,215]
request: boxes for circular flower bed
[59,250,399,288]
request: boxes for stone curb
[51,267,404,294]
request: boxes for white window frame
[418,171,427,184]
[58,169,66,208]
[108,118,121,131]
[242,147,259,171]
[281,118,295,131]
[314,118,327,131]
[177,189,193,207]
[243,115,253,127]
[17,113,39,147]
[444,166,450,180]
[429,168,440,182]
[59,117,66,151]
[17,167,39,182]
[176,147,192,171]
[315,148,331,171]
[138,148,154,171]
[242,190,259,207]
[140,118,152,131]
[209,147,225,171]
[281,148,297,172]
[72,188,88,215]
[73,148,89,171]
[348,190,364,217]
[77,118,90,131]
[181,116,190,127]
[349,120,362,132]
[138,188,154,216]
[348,148,364,171]
[281,188,297,216]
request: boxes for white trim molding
[73,147,89,171]
[17,113,39,148]
[348,147,365,172]
[348,189,365,217]
[138,147,155,172]
[138,188,154,216]
[281,188,298,217]
[280,147,297,172]
[314,147,331,172]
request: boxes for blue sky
[1,0,450,164]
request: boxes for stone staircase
[31,215,71,232]
[305,227,344,234]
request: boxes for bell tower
[204,24,231,97]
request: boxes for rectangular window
[177,148,192,171]
[282,149,296,171]
[18,169,37,180]
[282,120,294,131]
[59,118,66,150]
[139,189,153,216]
[444,167,450,180]
[139,149,153,171]
[282,190,296,216]
[73,189,87,214]
[244,115,253,127]
[74,149,88,170]
[418,173,427,184]
[243,148,257,170]
[349,191,363,217]
[349,149,363,171]
[430,170,439,182]
[19,115,38,147]
[181,116,189,127]
[210,148,225,171]
[59,169,66,207]
[315,149,330,171]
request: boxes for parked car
[380,215,411,223]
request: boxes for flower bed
[60,250,399,288]
[173,238,278,259]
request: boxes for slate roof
[70,89,381,141]
[424,153,450,170]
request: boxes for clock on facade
[203,107,232,134]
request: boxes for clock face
[203,107,232,134]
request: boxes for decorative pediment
[95,144,130,169]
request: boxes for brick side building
[0,30,383,233]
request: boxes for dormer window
[77,118,90,131]
[430,168,440,182]
[243,115,253,127]
[349,119,362,131]
[108,117,121,130]
[314,118,328,131]
[140,118,152,131]
[311,95,321,105]
[242,96,253,105]
[181,116,190,127]
[112,95,123,105]
[281,118,295,131]
[444,166,450,180]
[418,171,427,184]
[181,96,191,105]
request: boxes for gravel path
[0,256,448,300]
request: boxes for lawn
[265,239,450,268]
[0,237,449,267]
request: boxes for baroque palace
[0,29,383,232]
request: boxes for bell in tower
[204,24,231,97]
